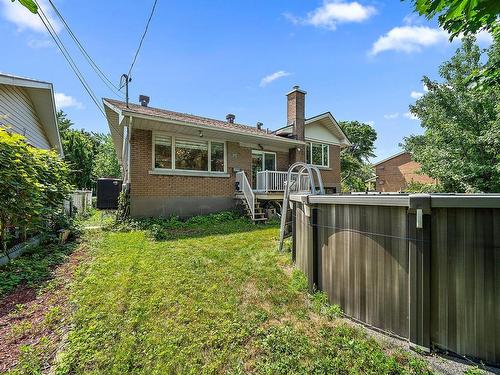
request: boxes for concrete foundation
[130,196,236,218]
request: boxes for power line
[46,0,124,98]
[34,0,125,143]
[127,0,158,79]
[35,2,105,119]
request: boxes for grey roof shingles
[103,98,294,140]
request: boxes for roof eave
[119,108,305,146]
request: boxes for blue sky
[0,0,492,162]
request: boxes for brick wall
[318,145,341,191]
[130,129,251,198]
[130,129,343,199]
[375,152,436,192]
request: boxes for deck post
[408,194,431,352]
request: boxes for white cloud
[286,1,376,31]
[54,93,83,110]
[370,26,448,55]
[383,113,399,119]
[259,70,291,87]
[410,91,423,99]
[404,112,418,120]
[1,0,61,34]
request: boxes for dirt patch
[0,242,90,373]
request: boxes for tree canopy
[408,0,500,38]
[402,36,500,192]
[339,121,377,192]
[57,111,121,190]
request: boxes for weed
[464,366,486,375]
[0,242,77,298]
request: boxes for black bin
[96,178,122,209]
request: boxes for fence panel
[317,204,410,339]
[430,207,500,364]
[291,194,500,366]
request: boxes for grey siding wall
[292,195,500,366]
[0,84,50,149]
[317,204,409,338]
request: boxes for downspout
[126,116,133,185]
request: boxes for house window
[306,141,329,167]
[153,133,226,173]
[211,142,225,172]
[175,139,209,171]
[154,135,172,169]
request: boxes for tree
[339,121,377,192]
[11,0,37,14]
[402,36,500,192]
[92,134,121,180]
[407,0,500,86]
[57,111,98,190]
[408,0,500,38]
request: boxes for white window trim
[151,131,228,176]
[306,141,330,168]
[251,150,277,170]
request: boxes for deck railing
[235,171,255,219]
[256,170,310,193]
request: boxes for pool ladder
[278,162,325,252]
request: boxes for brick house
[103,86,350,218]
[371,151,437,192]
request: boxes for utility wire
[35,2,105,119]
[34,0,126,143]
[127,0,158,79]
[46,0,123,98]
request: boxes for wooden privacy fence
[290,193,500,366]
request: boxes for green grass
[55,212,432,374]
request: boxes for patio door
[251,151,276,188]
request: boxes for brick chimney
[226,113,235,123]
[287,86,306,163]
[286,85,306,141]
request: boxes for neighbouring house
[103,86,351,218]
[0,73,63,156]
[370,151,436,192]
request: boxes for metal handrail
[236,171,255,220]
[278,162,325,252]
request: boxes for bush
[0,128,72,251]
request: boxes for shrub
[0,128,72,251]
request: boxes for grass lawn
[52,213,431,374]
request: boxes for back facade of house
[104,86,350,217]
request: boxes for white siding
[305,122,341,144]
[0,84,51,149]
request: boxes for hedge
[0,127,72,251]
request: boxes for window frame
[306,141,329,168]
[251,150,277,171]
[152,131,227,175]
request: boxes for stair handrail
[236,171,255,220]
[278,162,325,252]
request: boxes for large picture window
[175,139,208,171]
[306,141,329,167]
[153,133,226,173]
